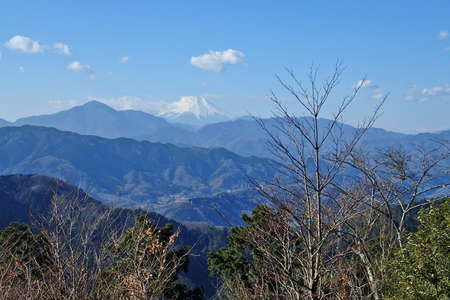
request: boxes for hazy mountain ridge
[0,125,279,223]
[0,119,11,127]
[7,101,449,159]
[14,101,195,144]
[194,117,450,158]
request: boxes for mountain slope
[0,119,11,127]
[156,189,264,226]
[15,101,194,143]
[0,126,279,222]
[0,174,228,296]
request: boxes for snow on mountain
[165,96,222,118]
[158,96,229,125]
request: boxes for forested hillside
[0,174,228,297]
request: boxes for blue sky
[1,1,449,133]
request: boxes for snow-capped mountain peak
[162,96,222,118]
[158,96,229,125]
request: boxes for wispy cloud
[49,99,83,111]
[190,49,245,72]
[18,66,25,73]
[354,79,374,89]
[437,29,449,39]
[51,96,168,115]
[353,79,385,100]
[87,96,167,113]
[119,56,130,63]
[421,85,450,96]
[4,35,43,53]
[67,61,95,79]
[50,95,223,116]
[54,42,71,55]
[371,88,385,100]
[405,85,426,102]
[405,84,450,102]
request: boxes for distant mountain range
[0,118,11,127]
[4,101,449,159]
[1,101,449,225]
[194,118,450,158]
[14,101,193,143]
[0,174,227,296]
[0,125,278,224]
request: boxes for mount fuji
[158,96,229,125]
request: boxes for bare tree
[36,192,120,299]
[250,62,386,299]
[341,141,450,298]
[102,216,189,299]
[0,189,191,300]
[0,222,52,299]
[349,142,450,245]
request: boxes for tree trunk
[356,249,380,300]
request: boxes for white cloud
[119,56,130,63]
[437,30,449,39]
[50,96,162,114]
[67,61,95,79]
[4,36,73,56]
[87,96,167,114]
[54,42,71,55]
[405,85,427,102]
[405,84,450,102]
[4,35,43,53]
[18,66,25,73]
[354,79,385,99]
[49,99,83,111]
[51,95,221,116]
[371,88,384,100]
[421,85,450,96]
[190,49,245,72]
[354,79,374,89]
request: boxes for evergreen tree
[0,222,53,279]
[208,205,304,298]
[384,198,450,299]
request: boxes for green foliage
[209,205,265,283]
[384,198,450,299]
[0,222,53,278]
[208,205,298,292]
